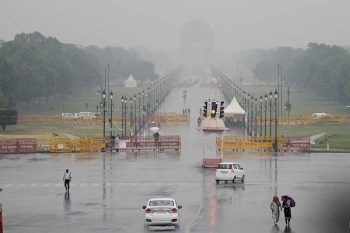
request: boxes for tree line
[0,32,158,108]
[241,43,350,104]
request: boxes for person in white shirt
[63,169,72,191]
[115,134,120,152]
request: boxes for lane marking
[2,181,346,189]
[184,203,203,233]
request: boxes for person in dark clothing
[282,198,292,226]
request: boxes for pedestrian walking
[63,169,72,191]
[281,196,292,227]
[270,195,281,226]
[115,134,120,152]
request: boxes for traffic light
[211,101,217,118]
[219,101,224,118]
[203,101,208,117]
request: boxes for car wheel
[175,224,180,230]
[233,176,236,183]
[241,175,245,183]
[216,180,219,184]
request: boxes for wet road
[1,85,350,233]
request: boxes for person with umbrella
[281,195,295,227]
[270,195,281,226]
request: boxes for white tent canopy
[124,73,137,88]
[224,96,245,115]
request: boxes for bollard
[0,203,3,233]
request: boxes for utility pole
[129,97,133,137]
[274,89,278,152]
[260,96,263,136]
[269,91,272,137]
[109,91,113,147]
[102,90,106,143]
[121,96,124,137]
[277,65,280,120]
[138,92,141,136]
[264,94,267,137]
[287,86,290,125]
[134,95,137,141]
[280,65,283,122]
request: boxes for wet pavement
[1,85,350,233]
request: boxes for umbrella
[150,127,160,132]
[281,195,295,207]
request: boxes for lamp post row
[115,71,175,140]
[214,68,280,152]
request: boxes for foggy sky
[1,0,350,52]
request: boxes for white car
[215,162,245,184]
[142,198,182,230]
[78,112,96,119]
[61,113,74,119]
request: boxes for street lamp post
[109,91,113,147]
[121,96,124,137]
[264,94,267,137]
[254,98,257,136]
[147,87,150,119]
[124,96,127,137]
[129,97,133,137]
[260,96,263,136]
[247,93,250,135]
[138,92,141,136]
[274,89,278,152]
[102,90,106,140]
[142,90,145,129]
[251,96,254,136]
[269,91,273,137]
[134,95,137,140]
[153,83,156,113]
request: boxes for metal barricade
[126,135,181,151]
[0,138,37,154]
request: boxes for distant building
[124,74,137,88]
[180,20,214,73]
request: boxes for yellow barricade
[216,136,283,152]
[50,136,105,153]
[50,137,77,153]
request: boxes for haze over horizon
[1,0,350,52]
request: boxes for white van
[78,112,96,119]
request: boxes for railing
[126,135,181,151]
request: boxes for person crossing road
[63,169,72,191]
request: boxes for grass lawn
[23,85,148,116]
[2,122,103,137]
[279,122,350,150]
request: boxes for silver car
[142,198,182,230]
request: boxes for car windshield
[149,200,174,207]
[218,164,233,169]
